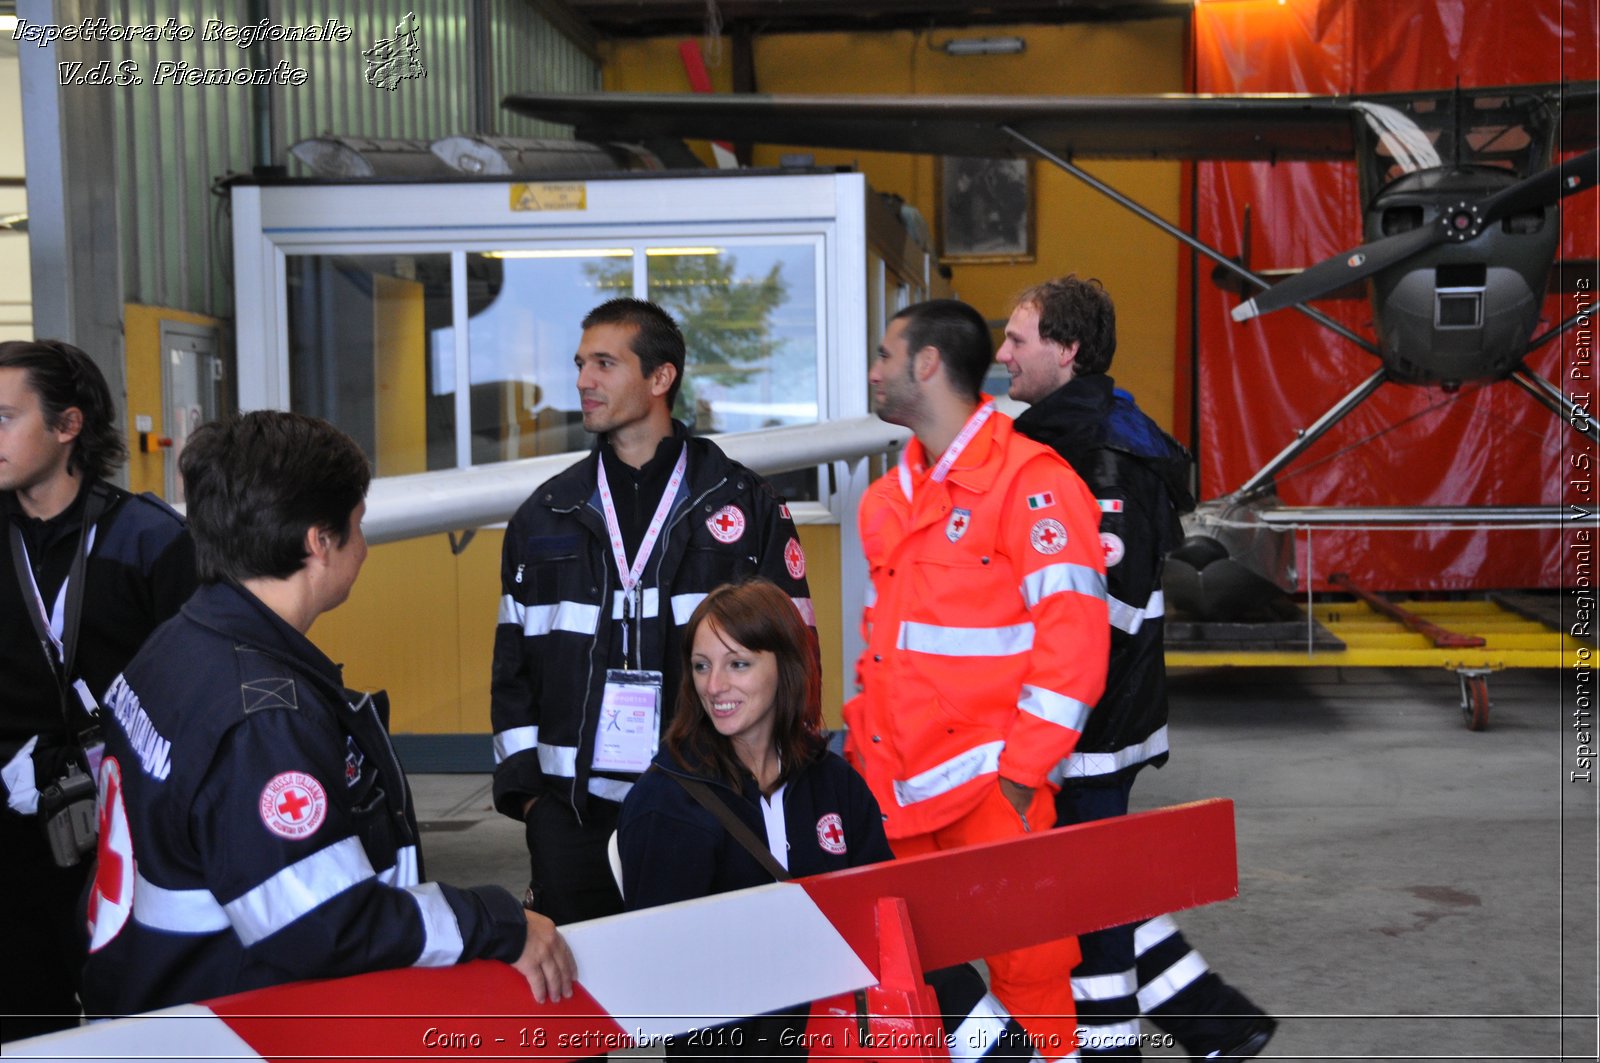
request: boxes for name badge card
[592,669,662,773]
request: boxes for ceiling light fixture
[943,37,1026,57]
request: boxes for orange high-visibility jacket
[844,409,1110,839]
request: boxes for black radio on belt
[40,762,99,868]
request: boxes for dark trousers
[524,792,624,925]
[1056,780,1267,1058]
[2,814,90,1042]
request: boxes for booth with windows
[230,169,937,753]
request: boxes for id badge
[592,669,662,773]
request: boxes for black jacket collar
[1012,374,1115,458]
[181,580,345,692]
[541,424,738,512]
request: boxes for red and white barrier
[10,800,1237,1062]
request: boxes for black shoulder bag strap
[673,772,874,1042]
[8,482,114,732]
[671,774,791,882]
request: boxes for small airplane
[505,83,1599,616]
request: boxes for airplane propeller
[1232,147,1600,322]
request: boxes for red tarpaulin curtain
[1188,0,1598,591]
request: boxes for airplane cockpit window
[1357,89,1555,190]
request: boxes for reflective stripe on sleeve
[671,593,706,625]
[897,620,1034,658]
[492,726,538,764]
[1106,589,1165,635]
[511,599,602,636]
[497,595,524,626]
[539,743,578,777]
[1021,562,1107,608]
[377,845,420,888]
[1055,726,1170,783]
[133,872,231,933]
[405,882,466,967]
[224,835,376,947]
[892,740,1004,807]
[1018,684,1091,732]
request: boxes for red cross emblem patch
[816,812,847,855]
[1030,518,1068,555]
[946,507,972,543]
[707,505,747,543]
[1101,532,1125,567]
[784,537,807,580]
[259,771,328,840]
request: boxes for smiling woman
[617,579,1039,1063]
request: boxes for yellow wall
[314,523,846,734]
[122,303,223,497]
[602,22,1188,429]
[372,275,429,476]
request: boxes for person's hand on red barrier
[514,909,576,1003]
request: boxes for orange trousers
[890,783,1081,1060]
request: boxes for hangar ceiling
[556,0,1189,38]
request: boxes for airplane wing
[504,82,1596,162]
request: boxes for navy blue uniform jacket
[80,581,526,1016]
[618,737,891,908]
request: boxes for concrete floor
[413,665,1598,1062]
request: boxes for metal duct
[429,135,621,176]
[288,136,456,178]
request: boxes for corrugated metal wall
[485,0,598,139]
[110,0,598,317]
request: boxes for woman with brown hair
[618,576,880,910]
[618,578,1035,1062]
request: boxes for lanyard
[12,527,97,660]
[7,483,112,732]
[899,400,995,501]
[597,446,688,660]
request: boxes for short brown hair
[665,578,822,791]
[1016,275,1117,376]
[582,298,686,410]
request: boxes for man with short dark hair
[79,411,574,1017]
[999,275,1275,1061]
[493,297,813,924]
[1,340,195,1040]
[846,299,1109,1060]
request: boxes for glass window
[448,249,632,465]
[646,242,820,500]
[286,254,454,476]
[286,239,825,503]
[645,244,819,433]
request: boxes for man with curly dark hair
[0,340,196,1040]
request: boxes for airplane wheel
[1460,673,1490,731]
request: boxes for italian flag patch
[1026,491,1055,510]
[1098,499,1124,513]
